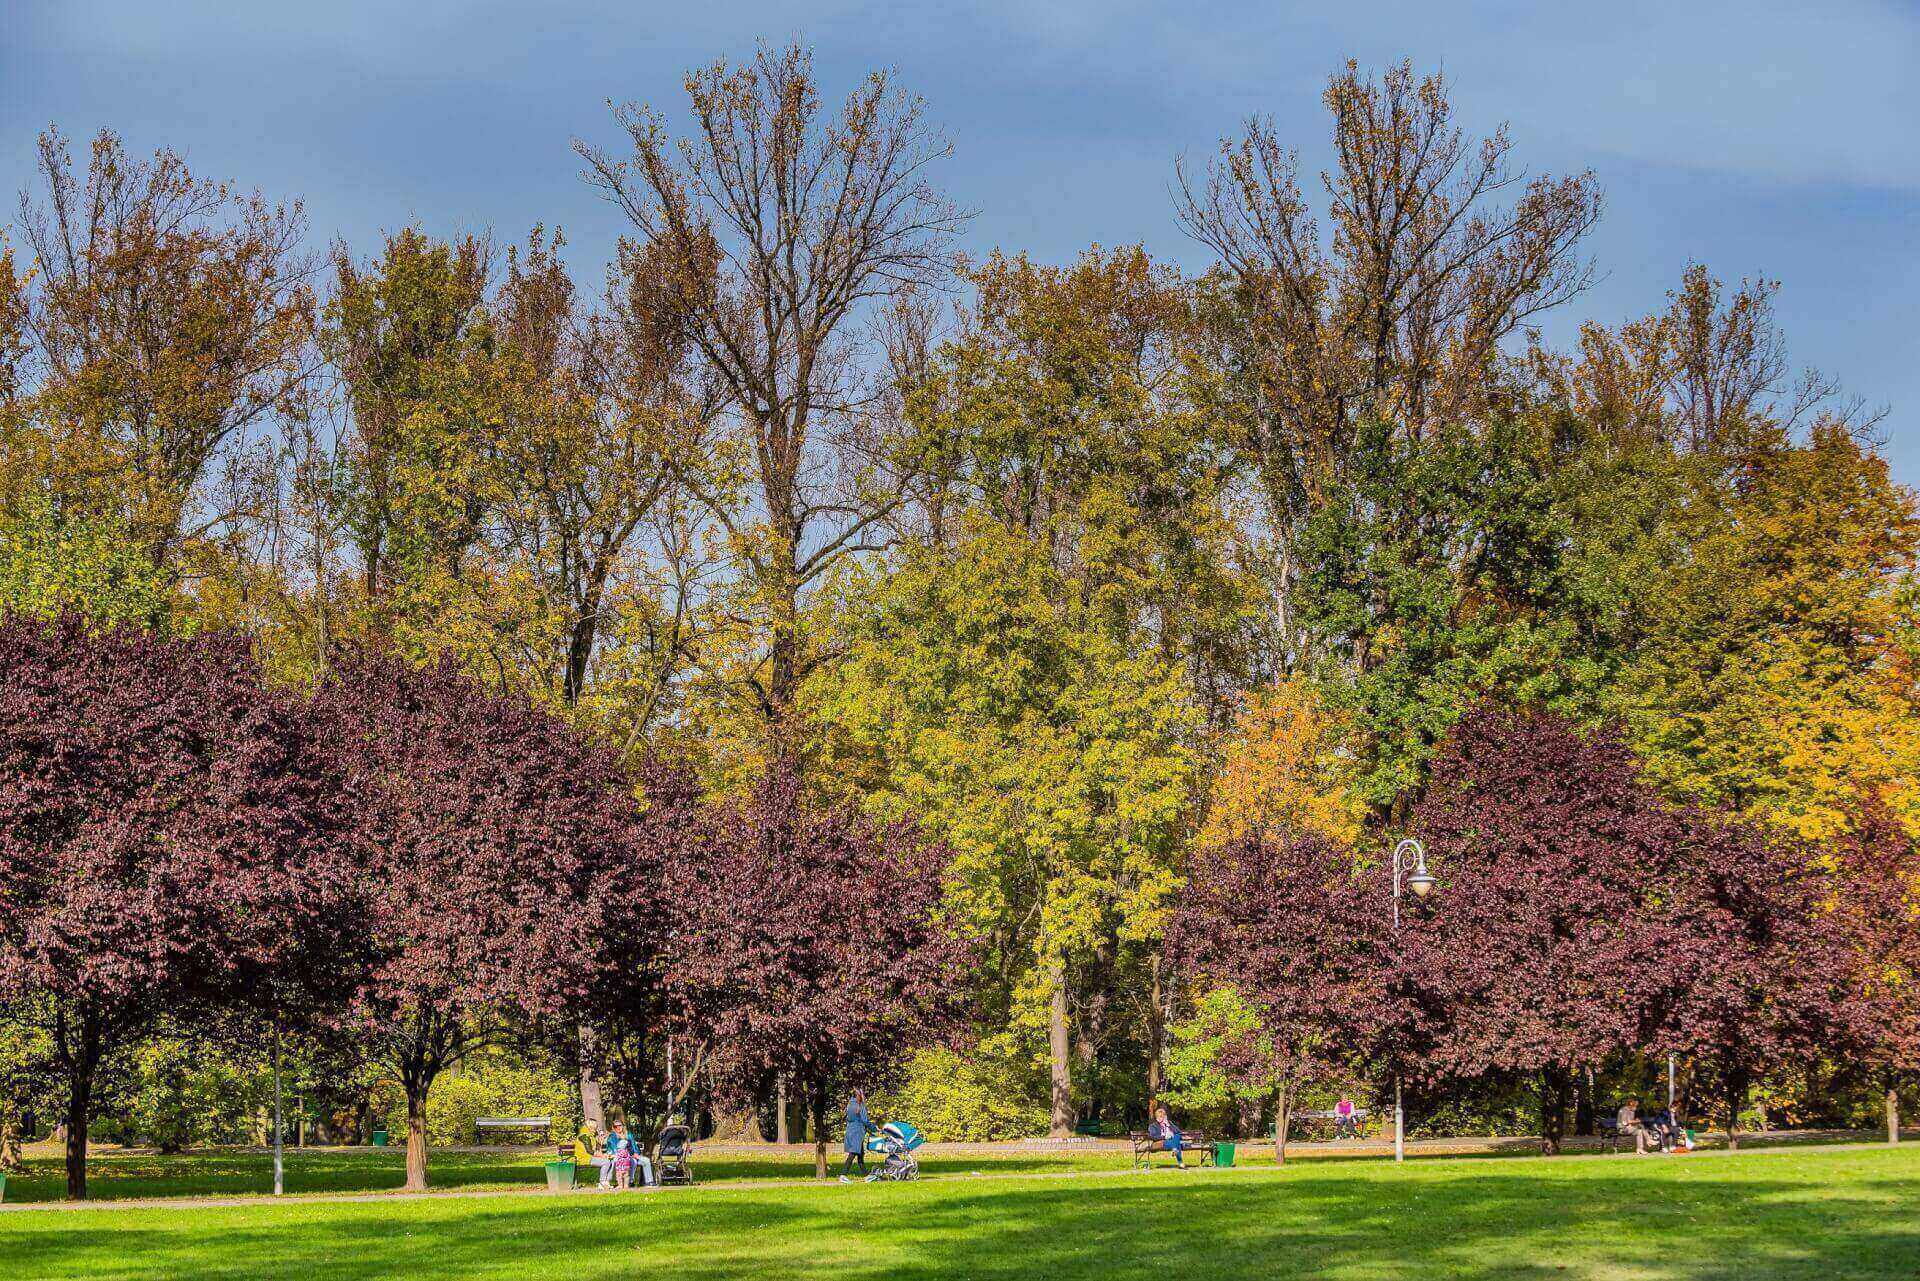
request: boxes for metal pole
[272,1022,284,1197]
[1667,1054,1676,1115]
[1394,1078,1404,1163]
[1391,842,1404,1162]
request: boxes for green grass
[0,1145,1154,1202]
[5,1146,1920,1279]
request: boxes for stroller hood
[867,1120,924,1153]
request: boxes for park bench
[1294,1108,1370,1140]
[1596,1113,1698,1154]
[1130,1128,1214,1168]
[475,1116,552,1144]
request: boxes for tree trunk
[1539,1064,1570,1156]
[404,1093,430,1192]
[776,1077,790,1146]
[578,1026,605,1135]
[61,1011,102,1201]
[1724,1067,1749,1152]
[766,523,804,773]
[1146,955,1166,1111]
[1047,963,1074,1138]
[0,1109,20,1173]
[65,1065,92,1201]
[1888,1076,1901,1145]
[810,1081,829,1180]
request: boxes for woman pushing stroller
[840,1089,876,1182]
[837,1089,924,1183]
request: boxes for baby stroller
[656,1124,694,1185]
[863,1120,924,1182]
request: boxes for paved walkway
[1,1131,1907,1215]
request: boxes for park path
[0,1132,1903,1216]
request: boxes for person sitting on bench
[1616,1099,1649,1154]
[572,1123,614,1188]
[1147,1105,1187,1168]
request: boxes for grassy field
[4,1145,1918,1279]
[0,1144,1158,1202]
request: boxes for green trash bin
[371,1129,389,1148]
[545,1160,577,1192]
[1213,1142,1236,1168]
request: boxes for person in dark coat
[840,1089,874,1181]
[1148,1104,1187,1167]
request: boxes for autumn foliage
[312,654,643,1191]
[0,616,357,1198]
[5,40,1920,1182]
[686,769,970,1177]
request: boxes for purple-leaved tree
[1830,796,1920,1144]
[1398,705,1695,1154]
[685,769,969,1179]
[1656,811,1851,1149]
[0,616,358,1199]
[1168,825,1390,1163]
[560,755,721,1151]
[315,655,639,1191]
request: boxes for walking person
[839,1089,874,1183]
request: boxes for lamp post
[1390,837,1435,1163]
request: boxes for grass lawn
[0,1145,1154,1202]
[4,1145,1919,1279]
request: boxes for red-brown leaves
[0,614,354,1026]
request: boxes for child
[610,1121,634,1190]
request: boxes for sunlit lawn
[0,1144,1162,1202]
[4,1145,1919,1279]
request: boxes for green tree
[823,526,1198,1136]
[0,494,171,627]
[1616,423,1920,838]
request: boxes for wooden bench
[475,1116,552,1144]
[1129,1129,1214,1167]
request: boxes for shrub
[108,1035,268,1152]
[871,1044,1048,1142]
[379,1053,576,1146]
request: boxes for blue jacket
[844,1097,871,1154]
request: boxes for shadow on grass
[7,1152,1920,1280]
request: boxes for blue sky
[5,1,1917,475]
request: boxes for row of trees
[1175,706,1920,1159]
[0,616,963,1198]
[3,42,1916,1154]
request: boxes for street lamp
[1389,837,1435,1163]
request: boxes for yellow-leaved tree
[1620,422,1920,839]
[1201,676,1366,850]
